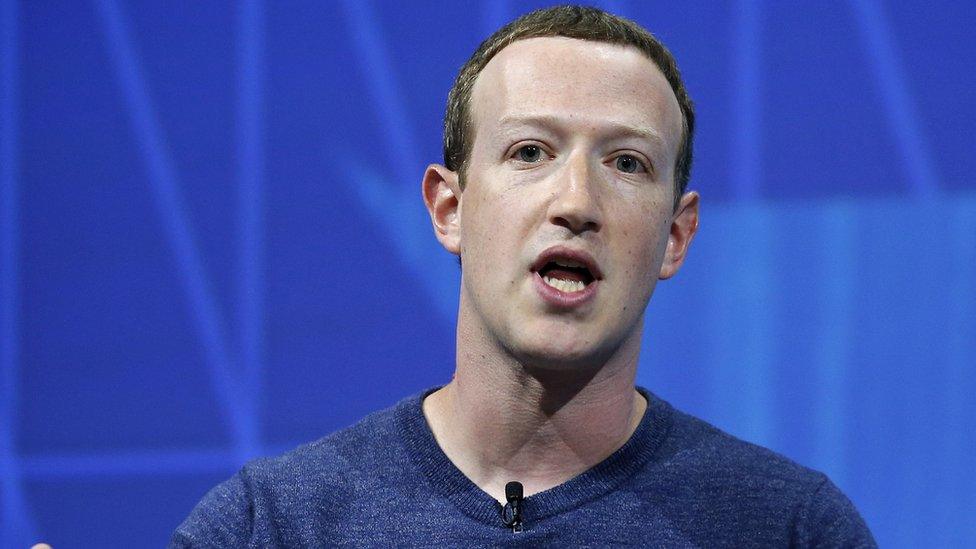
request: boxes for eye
[515,145,544,163]
[615,154,646,174]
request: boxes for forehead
[469,37,683,153]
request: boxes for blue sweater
[171,388,875,547]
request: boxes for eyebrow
[495,114,668,148]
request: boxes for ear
[422,164,462,255]
[659,191,700,280]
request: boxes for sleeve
[791,476,877,549]
[168,469,255,548]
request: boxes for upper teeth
[554,259,585,269]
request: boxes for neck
[423,297,647,504]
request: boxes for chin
[509,334,613,373]
[504,314,639,374]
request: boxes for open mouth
[538,260,595,293]
[530,245,603,302]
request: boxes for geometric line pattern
[19,449,241,479]
[2,1,975,546]
[93,0,260,463]
[732,0,762,200]
[236,0,266,455]
[2,0,36,544]
[849,0,939,200]
[339,0,459,323]
[812,201,855,487]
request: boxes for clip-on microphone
[501,481,524,533]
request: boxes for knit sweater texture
[171,388,876,547]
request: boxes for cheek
[616,213,671,281]
[459,187,525,270]
[474,178,536,231]
[627,231,662,272]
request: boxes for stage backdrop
[1,0,974,546]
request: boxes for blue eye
[516,145,543,163]
[616,155,644,173]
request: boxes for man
[172,6,875,546]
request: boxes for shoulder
[791,475,877,547]
[245,398,410,491]
[666,406,824,489]
[640,396,875,547]
[170,392,423,547]
[243,392,430,507]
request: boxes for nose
[547,153,602,234]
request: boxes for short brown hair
[443,5,695,205]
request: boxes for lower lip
[532,272,599,308]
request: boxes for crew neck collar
[395,386,674,527]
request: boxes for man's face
[440,37,694,369]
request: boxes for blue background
[1,0,974,546]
